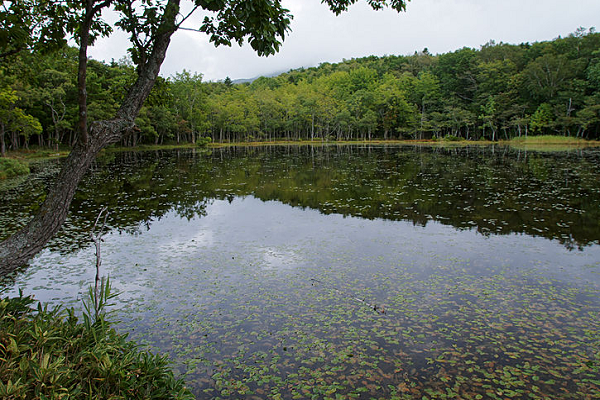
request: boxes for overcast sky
[88,0,600,82]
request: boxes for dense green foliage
[200,29,600,142]
[0,0,98,59]
[0,289,193,400]
[1,28,599,151]
[0,157,29,179]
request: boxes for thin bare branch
[176,4,200,28]
[90,207,109,311]
[177,26,203,32]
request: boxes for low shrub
[0,158,30,179]
[442,134,463,142]
[196,136,212,147]
[0,288,193,400]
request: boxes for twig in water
[310,278,386,314]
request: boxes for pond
[1,144,600,399]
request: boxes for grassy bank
[509,135,593,145]
[0,291,193,400]
[507,135,599,151]
[0,158,30,180]
[3,135,599,174]
[1,148,70,180]
[4,148,70,160]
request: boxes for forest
[1,27,600,152]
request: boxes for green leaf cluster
[0,1,110,60]
[0,290,193,400]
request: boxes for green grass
[510,135,588,144]
[0,158,30,180]
[507,135,599,152]
[0,288,193,400]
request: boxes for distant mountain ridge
[231,69,291,84]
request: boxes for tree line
[1,27,600,153]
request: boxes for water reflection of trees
[1,145,599,254]
[208,145,600,251]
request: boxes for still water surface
[1,145,600,399]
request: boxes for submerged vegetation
[1,145,600,399]
[0,286,193,400]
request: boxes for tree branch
[176,4,200,28]
[177,26,202,32]
[90,207,109,312]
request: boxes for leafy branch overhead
[111,0,409,62]
[323,0,408,14]
[193,0,409,55]
[2,1,410,64]
[0,0,111,60]
[195,0,292,56]
[113,0,293,61]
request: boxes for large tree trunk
[0,121,125,274]
[0,0,180,276]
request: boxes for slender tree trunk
[10,130,17,150]
[0,0,180,275]
[77,0,94,145]
[0,122,6,157]
[54,126,60,151]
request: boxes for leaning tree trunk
[0,0,180,276]
[0,121,126,274]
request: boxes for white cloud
[88,0,600,82]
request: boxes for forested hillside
[1,28,599,151]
